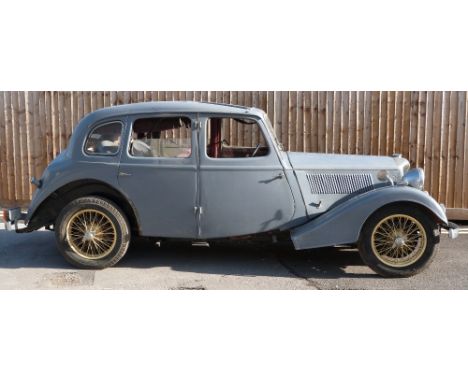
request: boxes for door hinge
[194,206,203,215]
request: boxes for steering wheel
[251,143,261,157]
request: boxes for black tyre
[357,204,440,278]
[55,196,131,269]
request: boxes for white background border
[1,1,467,381]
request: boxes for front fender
[290,186,448,250]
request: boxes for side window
[129,117,192,158]
[85,121,122,155]
[206,117,269,158]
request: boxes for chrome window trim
[82,120,124,157]
[203,115,273,161]
[126,115,194,160]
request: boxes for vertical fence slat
[252,91,259,145]
[424,92,434,195]
[244,92,252,146]
[318,92,326,153]
[0,92,6,201]
[325,91,334,153]
[446,91,458,208]
[431,92,443,199]
[393,91,403,156]
[37,92,48,178]
[51,91,60,158]
[332,91,341,153]
[296,91,304,152]
[311,92,319,152]
[348,91,357,154]
[122,91,130,105]
[267,91,275,135]
[356,91,364,154]
[454,91,466,208]
[439,91,451,205]
[379,91,387,156]
[18,92,29,200]
[72,91,79,131]
[363,91,371,154]
[12,92,23,201]
[281,91,289,150]
[62,92,73,150]
[25,92,34,199]
[408,91,419,166]
[4,92,14,201]
[416,92,427,168]
[304,92,311,153]
[289,91,297,152]
[273,91,282,145]
[463,94,468,209]
[44,92,53,163]
[230,92,238,145]
[341,91,349,154]
[58,92,66,152]
[237,91,245,144]
[401,91,411,161]
[370,91,380,155]
[386,91,395,156]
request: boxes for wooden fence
[0,91,467,219]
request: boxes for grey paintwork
[291,186,448,250]
[22,101,451,249]
[287,152,409,217]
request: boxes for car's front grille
[306,173,374,194]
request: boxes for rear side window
[85,121,123,155]
[129,117,192,158]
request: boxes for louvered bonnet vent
[306,173,374,194]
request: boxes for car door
[118,114,199,238]
[198,115,295,239]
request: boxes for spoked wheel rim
[371,214,427,268]
[66,209,117,260]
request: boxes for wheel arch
[363,200,447,227]
[290,186,448,250]
[27,179,141,234]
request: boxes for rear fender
[290,186,448,250]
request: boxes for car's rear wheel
[55,196,130,269]
[358,205,440,277]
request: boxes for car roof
[83,101,264,124]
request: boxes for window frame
[204,115,272,160]
[82,120,124,157]
[127,115,194,160]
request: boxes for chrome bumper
[1,207,27,231]
[447,222,459,239]
[439,204,459,239]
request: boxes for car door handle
[274,172,284,180]
[259,172,285,184]
[119,171,132,177]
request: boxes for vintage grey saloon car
[2,101,459,277]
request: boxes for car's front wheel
[358,205,440,277]
[55,196,131,269]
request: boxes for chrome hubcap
[394,236,405,247]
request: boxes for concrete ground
[0,222,467,289]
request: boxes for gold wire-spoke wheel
[371,214,427,268]
[66,208,117,260]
